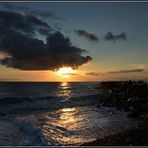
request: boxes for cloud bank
[0,10,92,71]
[63,73,79,75]
[86,72,98,76]
[75,30,128,42]
[105,32,127,41]
[107,69,144,74]
[75,29,99,42]
[2,3,62,20]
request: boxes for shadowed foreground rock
[85,80,148,146]
[82,123,148,146]
[97,80,148,120]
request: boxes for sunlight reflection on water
[39,106,142,146]
[58,82,72,102]
[60,82,68,87]
[41,107,97,145]
[12,106,142,146]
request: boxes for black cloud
[105,32,127,41]
[0,10,92,71]
[0,10,53,36]
[30,10,63,20]
[86,72,98,76]
[2,3,29,11]
[75,29,98,42]
[2,3,62,20]
[107,69,144,74]
[64,73,79,75]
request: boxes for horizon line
[1,1,148,3]
[0,80,147,83]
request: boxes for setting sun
[54,67,79,81]
[57,67,73,75]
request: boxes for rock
[97,104,101,107]
[141,103,148,112]
[0,113,6,116]
[127,98,133,102]
[116,105,123,111]
[123,106,130,112]
[130,107,141,118]
[144,113,148,121]
[127,113,133,118]
[97,80,148,119]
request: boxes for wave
[0,94,105,115]
[0,115,48,146]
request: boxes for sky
[0,2,148,82]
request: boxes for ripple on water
[0,106,142,146]
[39,106,141,146]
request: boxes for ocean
[0,82,141,146]
[0,82,99,98]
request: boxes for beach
[83,122,148,146]
[0,81,147,146]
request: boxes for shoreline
[83,80,148,146]
[82,122,148,146]
[0,80,148,146]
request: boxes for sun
[57,67,73,75]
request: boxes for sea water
[0,82,141,146]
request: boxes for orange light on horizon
[57,67,73,75]
[56,67,77,79]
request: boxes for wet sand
[82,122,148,146]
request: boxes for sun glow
[55,67,79,80]
[57,67,73,76]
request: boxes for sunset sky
[0,2,148,82]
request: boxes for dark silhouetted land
[84,80,148,146]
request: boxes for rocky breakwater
[97,80,148,120]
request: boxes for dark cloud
[75,29,99,42]
[30,10,63,20]
[105,32,127,41]
[0,10,53,36]
[0,10,92,71]
[2,3,29,11]
[0,31,92,70]
[107,69,144,74]
[86,72,98,76]
[2,3,62,20]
